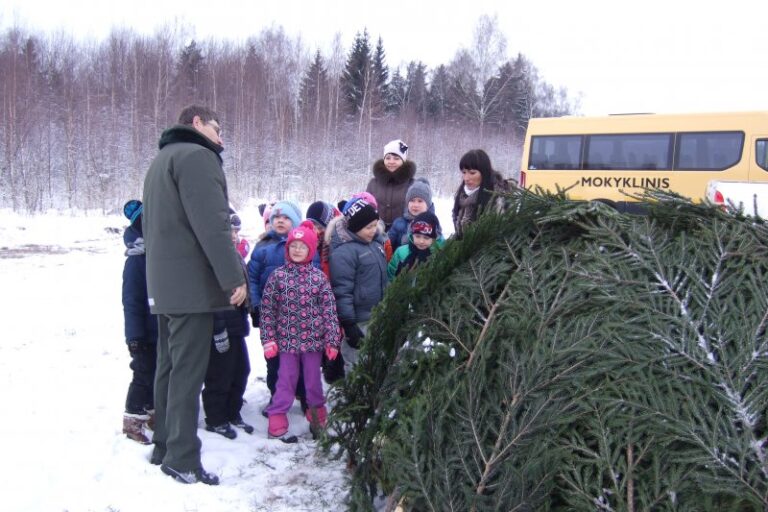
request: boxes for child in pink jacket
[259,221,341,442]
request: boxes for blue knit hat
[269,200,302,229]
[123,199,143,225]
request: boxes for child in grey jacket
[327,199,388,371]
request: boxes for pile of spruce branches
[323,189,768,511]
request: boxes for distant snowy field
[0,197,455,512]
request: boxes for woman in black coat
[452,149,510,239]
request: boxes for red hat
[286,220,318,263]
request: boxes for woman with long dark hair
[452,149,509,238]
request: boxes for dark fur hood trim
[158,124,224,162]
[371,159,417,185]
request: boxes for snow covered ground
[0,197,455,511]
[0,206,346,512]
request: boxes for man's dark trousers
[153,313,213,471]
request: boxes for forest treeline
[0,15,577,212]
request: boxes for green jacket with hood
[142,124,245,314]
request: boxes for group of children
[121,140,446,445]
[247,174,444,441]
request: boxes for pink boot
[305,406,327,439]
[268,413,297,443]
[268,413,288,437]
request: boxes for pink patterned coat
[260,261,342,353]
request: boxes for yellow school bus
[520,111,768,212]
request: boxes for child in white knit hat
[365,139,418,230]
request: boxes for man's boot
[123,413,151,444]
[146,409,155,431]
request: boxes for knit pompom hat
[405,178,432,207]
[286,220,318,263]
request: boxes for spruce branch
[466,277,512,369]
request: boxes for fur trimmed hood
[158,124,223,162]
[371,159,416,185]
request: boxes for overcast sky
[2,0,767,116]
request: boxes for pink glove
[263,341,278,359]
[325,345,339,361]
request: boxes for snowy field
[0,198,455,512]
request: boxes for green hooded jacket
[142,124,245,314]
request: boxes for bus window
[585,133,672,170]
[676,131,743,170]
[529,135,581,170]
[756,139,768,171]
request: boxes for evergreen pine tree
[174,39,206,104]
[323,189,768,511]
[341,30,372,116]
[426,64,450,122]
[298,49,329,128]
[371,36,389,118]
[405,61,428,122]
[387,67,407,115]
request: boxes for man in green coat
[142,105,247,485]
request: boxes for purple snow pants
[266,351,324,415]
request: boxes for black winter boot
[160,464,220,485]
[230,415,254,434]
[205,423,237,439]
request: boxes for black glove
[250,307,260,328]
[127,339,146,356]
[342,322,364,349]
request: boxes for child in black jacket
[121,200,158,444]
[202,214,253,439]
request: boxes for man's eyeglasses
[206,121,222,136]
